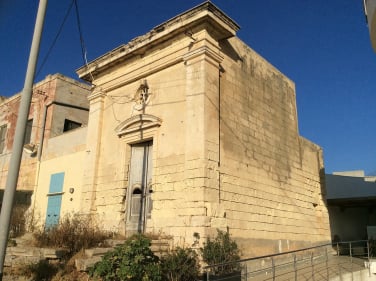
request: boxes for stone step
[6,247,67,259]
[150,239,172,255]
[5,254,41,267]
[75,237,173,271]
[75,256,102,272]
[5,235,174,272]
[6,247,40,257]
[84,247,114,258]
[41,248,67,259]
[104,239,124,247]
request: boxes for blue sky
[1,0,376,175]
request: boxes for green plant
[33,214,109,258]
[161,247,200,281]
[201,230,241,276]
[89,234,162,281]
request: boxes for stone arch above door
[115,114,162,141]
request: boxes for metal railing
[203,240,374,281]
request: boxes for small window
[24,119,33,145]
[63,119,81,132]
[0,124,7,153]
[133,188,142,195]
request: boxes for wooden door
[127,141,153,233]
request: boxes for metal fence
[203,240,374,281]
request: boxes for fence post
[349,242,353,281]
[326,247,329,280]
[245,263,248,281]
[293,254,297,281]
[337,243,340,256]
[206,269,210,281]
[271,257,275,281]
[349,242,352,261]
[311,251,315,281]
[367,240,371,277]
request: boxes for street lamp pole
[0,0,48,279]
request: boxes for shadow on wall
[0,190,32,211]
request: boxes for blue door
[45,172,64,228]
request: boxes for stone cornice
[87,87,106,102]
[183,46,224,66]
[76,2,239,82]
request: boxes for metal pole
[0,0,48,279]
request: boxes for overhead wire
[36,0,94,83]
[74,0,95,82]
[36,0,76,78]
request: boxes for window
[24,119,33,145]
[63,119,81,132]
[0,124,7,153]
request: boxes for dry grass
[9,205,28,238]
[33,214,110,258]
[6,214,112,281]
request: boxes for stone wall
[216,37,330,256]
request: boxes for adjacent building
[326,170,376,241]
[0,74,91,224]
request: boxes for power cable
[74,0,94,81]
[36,0,75,77]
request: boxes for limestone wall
[215,37,330,256]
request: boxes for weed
[9,204,28,238]
[161,247,200,281]
[89,234,162,281]
[33,214,110,258]
[201,230,241,276]
[18,260,59,280]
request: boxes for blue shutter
[45,172,64,228]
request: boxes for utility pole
[0,0,48,279]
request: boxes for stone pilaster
[80,87,106,214]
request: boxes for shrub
[33,214,109,257]
[201,230,241,276]
[161,247,200,281]
[89,234,162,281]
